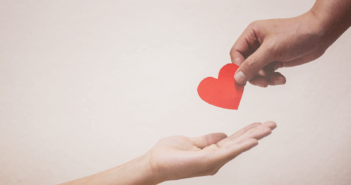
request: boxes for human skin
[231,0,351,87]
[60,121,276,185]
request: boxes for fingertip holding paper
[197,63,244,110]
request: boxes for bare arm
[60,156,157,185]
[231,0,351,87]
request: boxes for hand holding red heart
[230,8,350,87]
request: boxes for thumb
[234,43,273,84]
[190,133,227,149]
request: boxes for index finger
[230,26,260,66]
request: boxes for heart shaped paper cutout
[197,63,244,110]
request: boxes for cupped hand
[230,11,329,87]
[145,121,277,183]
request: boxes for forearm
[60,156,159,185]
[310,0,351,47]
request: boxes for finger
[249,75,269,87]
[190,133,228,149]
[217,122,261,147]
[263,121,277,130]
[263,61,279,73]
[257,69,267,76]
[230,121,277,145]
[255,60,280,77]
[234,42,274,84]
[267,72,286,86]
[231,50,246,67]
[230,28,260,66]
[207,122,276,168]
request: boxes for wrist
[137,154,164,185]
[308,1,351,48]
[298,10,336,52]
[115,155,162,185]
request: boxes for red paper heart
[197,63,244,110]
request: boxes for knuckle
[265,41,281,60]
[248,20,260,29]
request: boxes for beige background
[1,0,351,184]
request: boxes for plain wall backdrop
[1,0,351,184]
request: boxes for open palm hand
[145,121,277,183]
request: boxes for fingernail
[234,71,246,84]
[274,77,285,85]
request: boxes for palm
[146,121,276,182]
